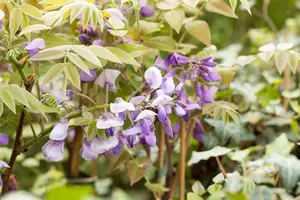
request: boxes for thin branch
[215,156,228,178]
[179,120,186,200]
[157,122,165,184]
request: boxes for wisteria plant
[0,0,300,199]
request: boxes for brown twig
[162,136,173,200]
[215,156,228,178]
[68,126,84,177]
[157,122,165,183]
[179,120,186,200]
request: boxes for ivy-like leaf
[108,150,132,174]
[206,0,238,18]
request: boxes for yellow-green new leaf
[183,0,201,7]
[164,10,185,34]
[42,63,65,84]
[274,51,289,74]
[206,0,238,18]
[64,63,81,90]
[0,89,16,113]
[126,160,147,186]
[216,67,237,87]
[185,20,211,47]
[72,46,101,67]
[70,4,86,23]
[0,100,3,116]
[88,45,122,64]
[18,24,51,36]
[288,52,299,74]
[7,85,31,109]
[31,49,66,61]
[67,52,91,74]
[106,47,141,71]
[21,12,30,40]
[21,3,43,19]
[10,8,22,38]
[229,0,237,10]
[240,0,252,15]
[157,0,181,10]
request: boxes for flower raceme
[0,133,10,186]
[41,55,221,162]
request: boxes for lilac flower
[42,140,65,162]
[140,0,155,17]
[191,56,221,82]
[25,38,45,57]
[151,94,173,107]
[175,75,187,95]
[95,69,121,89]
[193,120,205,142]
[195,82,218,104]
[90,136,119,154]
[79,69,97,83]
[155,56,169,71]
[126,135,138,148]
[165,53,190,66]
[80,139,98,160]
[129,96,148,120]
[97,113,124,129]
[161,77,175,94]
[144,67,162,89]
[0,133,9,145]
[110,97,135,113]
[105,8,127,22]
[157,105,168,123]
[49,118,68,141]
[109,138,124,155]
[0,10,4,29]
[172,121,181,136]
[174,102,187,117]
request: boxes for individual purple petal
[110,97,135,113]
[145,133,156,146]
[195,82,202,98]
[178,88,187,104]
[49,118,68,141]
[164,119,173,138]
[42,140,65,162]
[127,135,137,148]
[92,39,103,46]
[78,34,93,45]
[165,53,190,66]
[187,101,201,111]
[80,139,98,160]
[151,95,173,107]
[201,56,212,62]
[25,38,45,57]
[144,67,163,89]
[200,86,217,104]
[42,85,71,104]
[110,139,124,155]
[118,111,126,121]
[140,119,153,136]
[105,8,127,22]
[97,114,124,129]
[175,75,186,95]
[106,127,115,136]
[0,160,9,168]
[79,69,97,83]
[134,110,157,122]
[157,105,167,123]
[155,56,169,71]
[0,133,9,145]
[95,69,121,89]
[172,121,180,136]
[123,125,142,136]
[140,6,155,17]
[161,77,175,94]
[193,120,205,142]
[174,103,187,116]
[90,137,119,154]
[208,71,222,82]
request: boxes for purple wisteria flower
[79,69,97,83]
[95,69,121,89]
[190,56,221,82]
[195,82,218,105]
[49,118,69,141]
[165,53,190,66]
[90,136,119,154]
[97,113,124,130]
[78,25,99,46]
[140,0,155,17]
[105,8,128,22]
[42,140,65,162]
[0,133,10,186]
[42,85,72,104]
[110,97,135,121]
[144,67,163,89]
[24,38,45,57]
[0,10,4,29]
[80,138,98,160]
[193,120,205,142]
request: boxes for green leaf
[42,63,65,85]
[225,172,242,193]
[187,192,203,200]
[71,45,101,67]
[70,3,86,23]
[88,45,122,63]
[206,0,238,18]
[0,101,3,116]
[185,20,211,47]
[69,117,89,126]
[212,173,225,183]
[117,43,152,58]
[82,7,93,28]
[67,52,90,73]
[108,30,128,37]
[21,12,30,40]
[10,8,22,38]
[7,85,31,108]
[31,49,66,61]
[192,181,205,196]
[288,52,298,74]
[156,0,181,10]
[266,134,295,156]
[0,89,16,113]
[126,157,151,186]
[18,24,51,36]
[240,0,252,15]
[145,182,169,197]
[21,3,43,19]
[108,150,132,174]
[207,184,222,195]
[86,120,97,141]
[106,47,141,71]
[164,10,185,34]
[41,94,58,108]
[64,63,81,90]
[229,0,237,10]
[143,36,176,52]
[132,20,160,41]
[215,67,237,88]
[182,0,201,7]
[188,146,232,166]
[274,51,289,74]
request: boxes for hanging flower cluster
[0,133,10,186]
[41,52,221,162]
